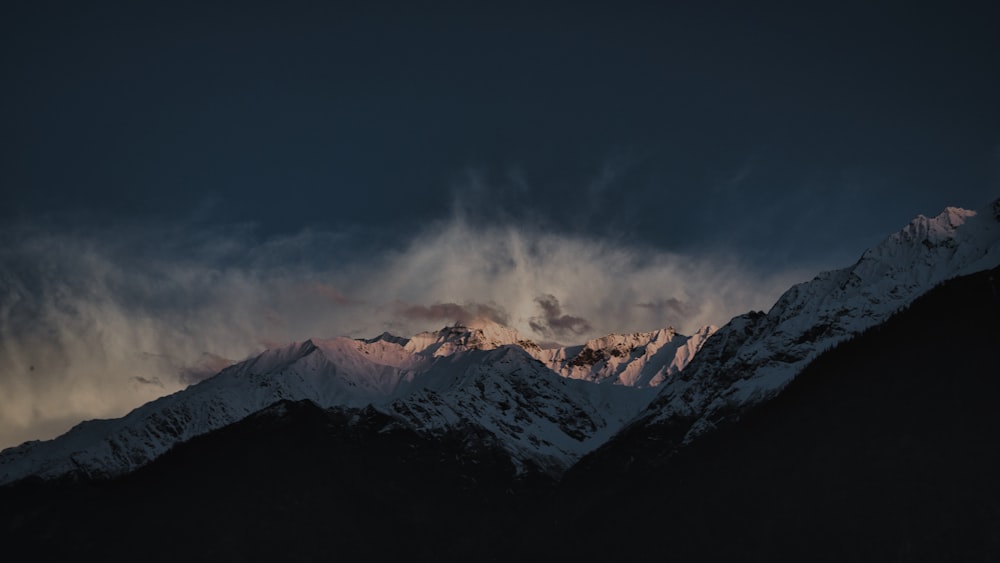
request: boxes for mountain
[382,346,656,475]
[621,199,1000,448]
[2,264,996,562]
[403,318,719,387]
[0,323,673,484]
[533,325,717,386]
[2,199,998,491]
[405,320,718,387]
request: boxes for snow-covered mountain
[383,346,652,474]
[628,198,1000,443]
[0,320,684,484]
[0,338,425,484]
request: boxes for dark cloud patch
[636,298,702,320]
[395,301,509,327]
[529,295,592,338]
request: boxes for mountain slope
[0,335,654,484]
[0,400,545,562]
[0,337,428,483]
[385,346,652,474]
[629,199,1000,445]
[0,315,710,484]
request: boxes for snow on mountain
[404,319,715,389]
[533,326,716,387]
[634,199,1000,442]
[385,346,653,475]
[403,318,540,356]
[0,338,429,484]
[0,325,657,484]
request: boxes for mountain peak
[879,205,974,251]
[941,205,975,224]
[403,320,538,357]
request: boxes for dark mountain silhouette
[0,401,550,561]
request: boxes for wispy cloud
[636,297,702,322]
[0,214,812,450]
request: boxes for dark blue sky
[4,1,998,265]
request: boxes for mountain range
[1,199,998,560]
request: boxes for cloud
[0,214,815,450]
[529,294,592,339]
[311,282,354,305]
[636,298,702,323]
[395,301,509,326]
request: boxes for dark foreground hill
[1,267,998,562]
[0,402,552,562]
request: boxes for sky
[1,1,999,449]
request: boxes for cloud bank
[529,294,592,339]
[0,216,815,450]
